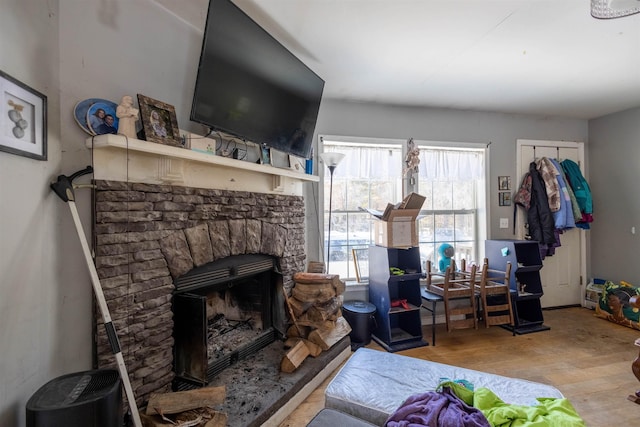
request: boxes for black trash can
[342,300,377,350]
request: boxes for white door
[516,140,586,308]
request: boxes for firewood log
[145,386,226,416]
[308,316,351,351]
[291,282,335,303]
[293,272,346,295]
[283,337,323,357]
[288,296,312,317]
[280,340,310,373]
[306,297,341,323]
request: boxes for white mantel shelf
[86,134,317,195]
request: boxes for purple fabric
[385,387,490,427]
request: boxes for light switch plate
[499,218,509,229]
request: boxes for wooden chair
[476,259,515,332]
[426,261,478,332]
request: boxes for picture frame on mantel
[0,70,47,160]
[137,94,182,147]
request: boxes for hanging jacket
[527,162,556,246]
[561,159,593,217]
[549,158,575,230]
[536,157,561,212]
[559,164,583,223]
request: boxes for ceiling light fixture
[591,0,640,18]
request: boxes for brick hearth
[91,180,306,406]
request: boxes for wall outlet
[499,218,509,229]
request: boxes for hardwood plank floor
[278,307,640,426]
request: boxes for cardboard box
[374,209,420,248]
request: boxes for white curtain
[418,148,483,180]
[324,144,483,180]
[324,145,403,179]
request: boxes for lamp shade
[591,0,640,18]
[319,152,345,168]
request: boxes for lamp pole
[326,164,336,271]
[319,152,345,273]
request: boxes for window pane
[433,181,452,210]
[453,180,475,209]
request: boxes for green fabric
[437,380,475,406]
[472,387,586,427]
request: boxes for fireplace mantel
[86,134,318,195]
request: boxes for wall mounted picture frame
[137,94,182,147]
[498,176,511,191]
[288,154,305,173]
[259,145,272,165]
[0,70,47,160]
[499,191,511,206]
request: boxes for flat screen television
[190,0,324,159]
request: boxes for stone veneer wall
[92,180,306,405]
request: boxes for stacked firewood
[280,272,351,373]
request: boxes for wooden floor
[278,307,640,426]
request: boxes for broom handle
[51,167,142,427]
[67,200,143,427]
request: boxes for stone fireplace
[92,180,306,405]
[86,135,351,425]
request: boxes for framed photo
[259,145,272,165]
[499,191,512,206]
[137,94,181,147]
[498,176,511,191]
[0,70,47,160]
[288,154,305,173]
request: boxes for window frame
[319,135,489,280]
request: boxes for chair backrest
[479,261,512,293]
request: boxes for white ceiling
[157,0,640,120]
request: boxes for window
[321,136,486,279]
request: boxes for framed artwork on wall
[498,176,511,191]
[0,70,47,160]
[499,191,512,206]
[137,94,182,147]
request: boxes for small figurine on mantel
[116,95,139,139]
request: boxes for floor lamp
[319,152,345,272]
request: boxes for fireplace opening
[172,254,282,386]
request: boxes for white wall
[306,99,589,263]
[589,107,640,283]
[0,1,62,425]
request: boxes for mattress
[325,348,564,425]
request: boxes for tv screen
[191,0,324,159]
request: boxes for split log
[308,316,352,351]
[293,272,346,294]
[286,324,311,339]
[282,288,303,336]
[296,316,336,330]
[283,337,323,357]
[307,261,326,273]
[280,340,310,373]
[141,408,227,427]
[291,282,336,304]
[306,297,341,323]
[145,386,226,416]
[288,296,312,318]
